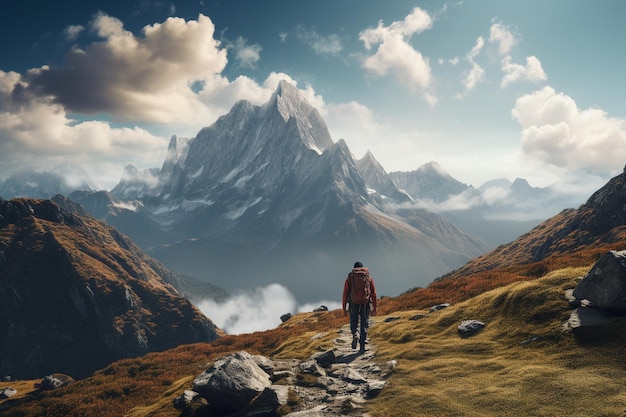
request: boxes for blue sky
[1,0,625,195]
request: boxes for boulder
[572,250,626,311]
[458,320,485,337]
[280,313,293,322]
[39,374,73,390]
[0,387,17,398]
[192,351,272,414]
[313,305,328,312]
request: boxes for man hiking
[342,262,377,353]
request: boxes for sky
[1,0,626,195]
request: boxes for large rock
[192,351,272,413]
[572,250,626,311]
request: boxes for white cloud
[501,55,547,88]
[295,26,343,56]
[513,86,626,172]
[195,283,340,334]
[359,7,435,104]
[489,22,516,55]
[230,36,262,69]
[458,37,486,96]
[63,24,84,41]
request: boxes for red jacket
[342,267,377,312]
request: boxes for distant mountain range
[0,81,587,301]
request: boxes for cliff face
[0,198,220,379]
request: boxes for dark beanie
[354,262,363,268]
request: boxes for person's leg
[349,304,359,349]
[358,303,369,351]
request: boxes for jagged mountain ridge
[0,197,220,379]
[99,80,487,300]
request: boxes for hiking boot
[359,344,366,354]
[351,334,358,349]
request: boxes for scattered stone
[299,359,326,377]
[313,305,328,312]
[310,332,328,340]
[409,313,427,321]
[311,349,336,368]
[246,385,290,415]
[39,374,73,390]
[280,313,293,322]
[271,369,296,384]
[458,320,485,337]
[366,380,386,398]
[429,303,451,312]
[252,354,276,374]
[331,367,367,385]
[384,316,402,322]
[0,387,17,399]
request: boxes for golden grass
[8,260,626,417]
[367,266,626,417]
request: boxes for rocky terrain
[0,197,220,379]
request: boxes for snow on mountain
[388,161,469,203]
[91,80,487,301]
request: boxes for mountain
[388,161,469,203]
[436,165,626,281]
[0,197,221,379]
[355,150,411,203]
[378,164,581,247]
[0,164,96,199]
[88,80,487,301]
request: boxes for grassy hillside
[370,267,626,416]
[5,262,626,416]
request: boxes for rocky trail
[177,318,396,416]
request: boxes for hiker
[342,261,377,353]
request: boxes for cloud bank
[196,283,341,335]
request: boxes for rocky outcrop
[0,198,220,379]
[565,250,626,338]
[572,250,626,311]
[176,323,395,416]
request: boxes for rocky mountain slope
[72,81,487,301]
[0,197,221,379]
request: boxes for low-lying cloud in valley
[196,283,341,335]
